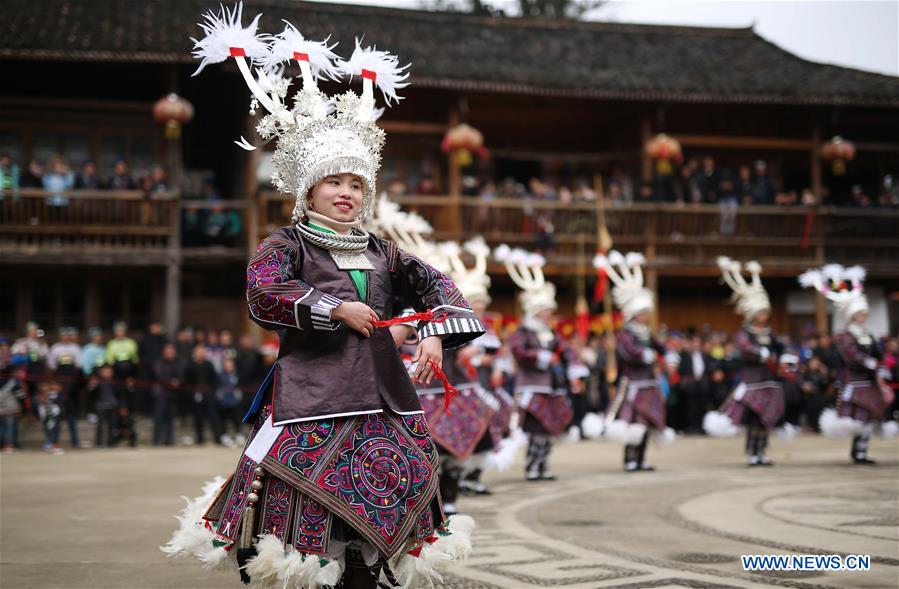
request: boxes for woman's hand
[332,302,379,338]
[413,336,443,385]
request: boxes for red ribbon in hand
[373,309,448,329]
[401,353,458,415]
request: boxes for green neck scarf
[308,221,367,301]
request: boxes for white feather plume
[625,252,646,267]
[463,237,490,258]
[525,253,546,268]
[191,3,271,76]
[798,269,822,289]
[608,250,625,266]
[338,38,410,106]
[744,260,762,275]
[716,256,732,271]
[264,22,342,81]
[593,254,608,269]
[439,241,461,257]
[843,265,866,284]
[493,243,512,262]
[821,263,845,282]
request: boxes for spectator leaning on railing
[42,155,75,206]
[0,153,20,199]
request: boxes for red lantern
[645,133,683,175]
[154,93,194,140]
[820,136,855,176]
[441,123,488,167]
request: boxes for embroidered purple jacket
[735,327,782,384]
[616,327,665,382]
[835,330,880,383]
[247,226,485,425]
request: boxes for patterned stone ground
[1,433,896,588]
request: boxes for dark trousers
[61,387,80,447]
[153,395,175,446]
[219,405,242,436]
[685,380,710,433]
[193,393,222,444]
[95,408,117,447]
[745,413,768,457]
[0,415,18,447]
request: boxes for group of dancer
[162,4,894,588]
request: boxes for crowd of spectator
[1,319,896,454]
[0,321,276,454]
[0,153,171,203]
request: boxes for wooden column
[814,244,828,334]
[645,216,659,332]
[640,116,653,183]
[164,194,181,336]
[811,125,823,202]
[446,108,462,234]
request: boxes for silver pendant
[330,250,374,271]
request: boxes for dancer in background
[595,251,671,472]
[799,264,895,464]
[496,245,580,481]
[704,258,784,467]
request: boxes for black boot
[851,434,876,464]
[341,548,380,589]
[636,432,654,471]
[624,444,639,472]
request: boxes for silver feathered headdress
[494,244,556,317]
[593,250,654,321]
[191,3,409,223]
[798,264,868,321]
[717,257,771,320]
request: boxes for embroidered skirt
[521,392,574,437]
[418,383,494,461]
[838,380,887,423]
[617,383,666,431]
[723,381,785,431]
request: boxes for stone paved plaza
[2,434,896,589]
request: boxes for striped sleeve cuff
[418,314,486,349]
[311,293,343,331]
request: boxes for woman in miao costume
[162,5,483,588]
[594,251,673,472]
[495,245,579,481]
[703,258,784,467]
[799,264,896,464]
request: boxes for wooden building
[2,0,898,337]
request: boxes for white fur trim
[580,412,605,439]
[604,420,647,445]
[482,428,527,471]
[818,408,864,438]
[388,515,475,589]
[563,425,582,443]
[702,410,740,437]
[160,477,236,571]
[775,422,800,441]
[880,420,899,439]
[652,426,677,445]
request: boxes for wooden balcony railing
[3,189,897,275]
[1,188,178,264]
[260,191,899,275]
